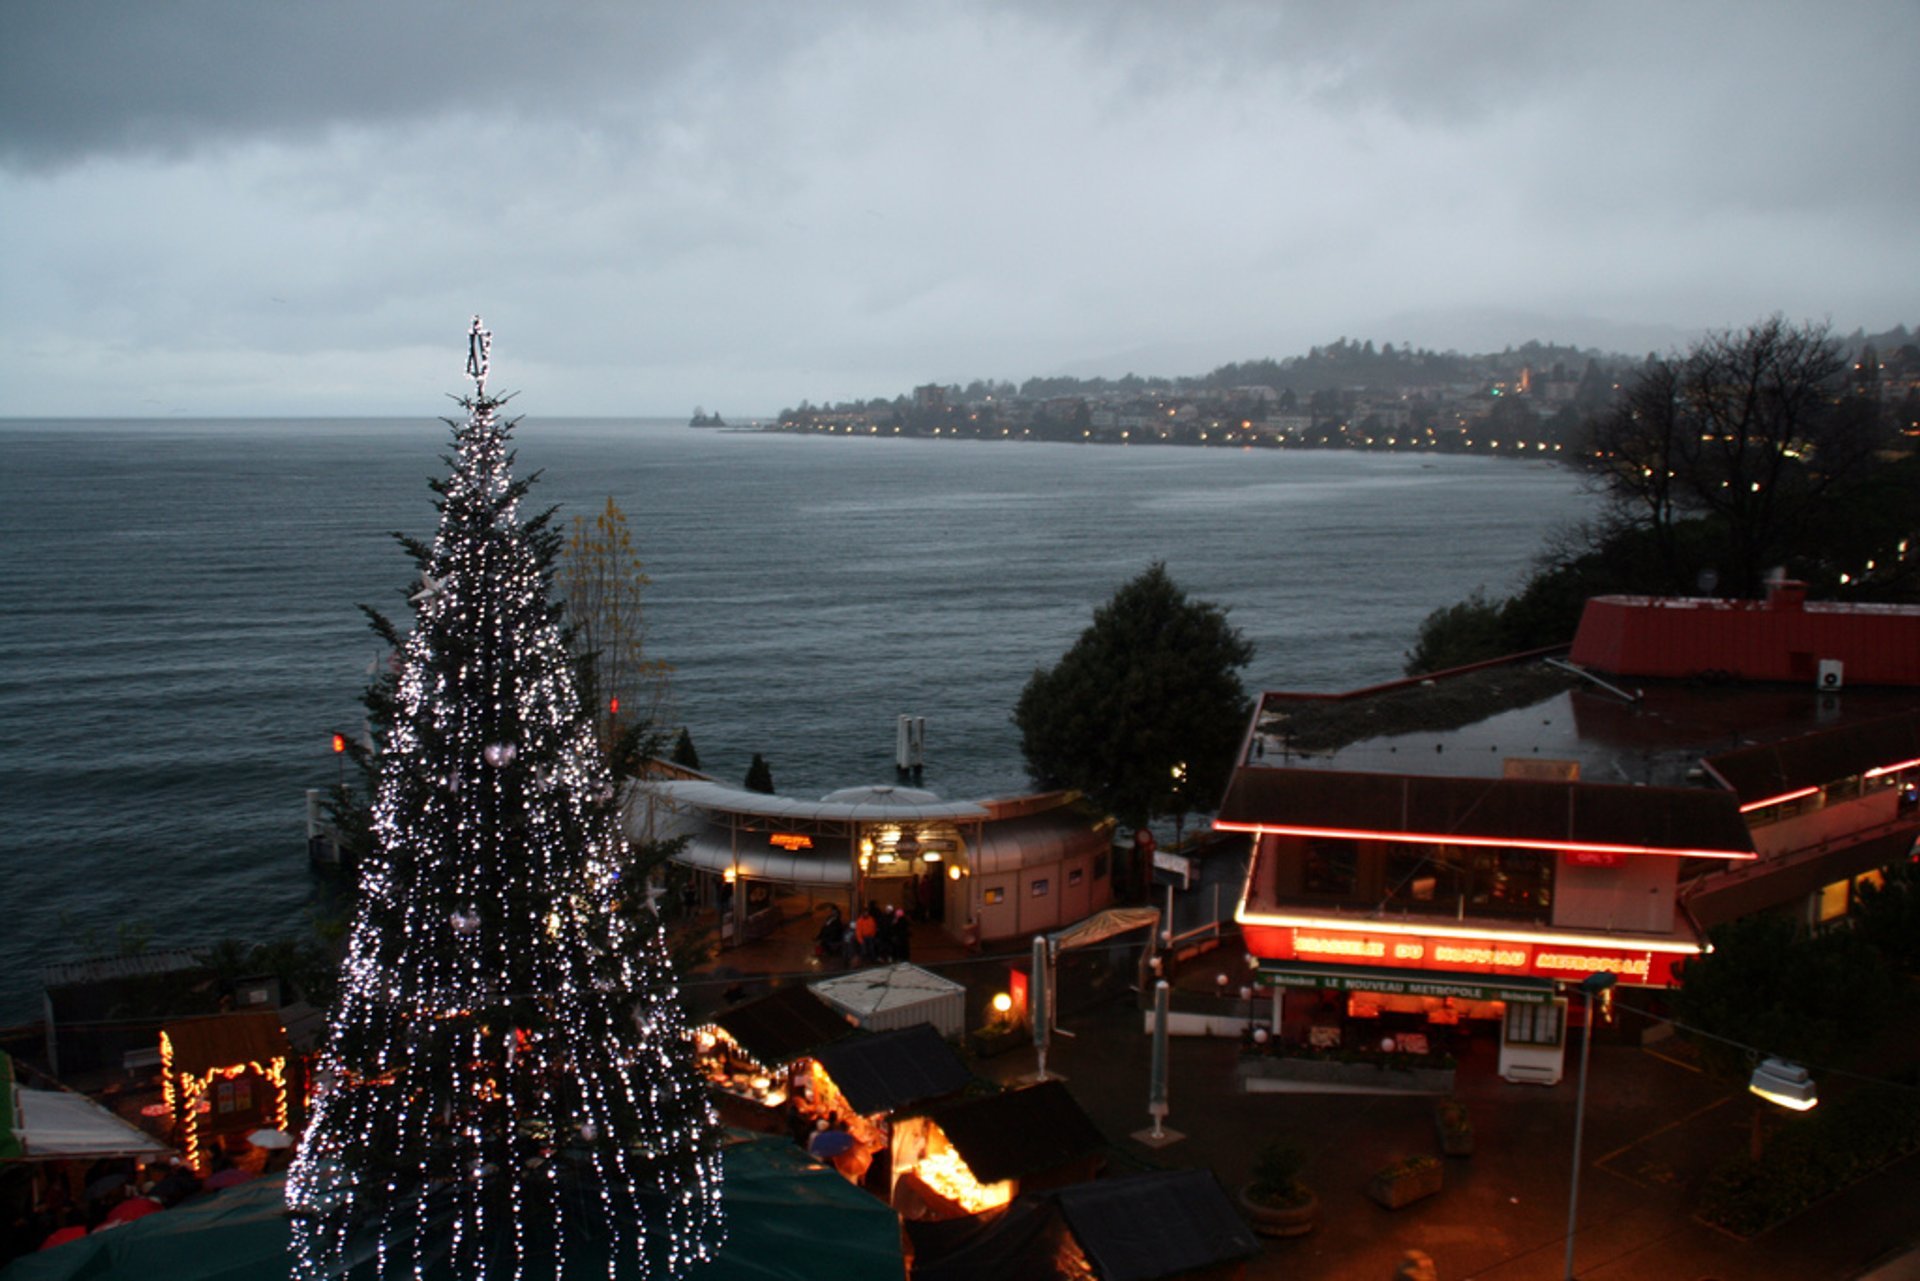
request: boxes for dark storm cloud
[1,2,1914,416]
[0,0,819,167]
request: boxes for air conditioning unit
[1817,659,1844,691]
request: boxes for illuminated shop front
[1220,589,1920,1085]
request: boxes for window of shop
[1386,844,1552,917]
[1303,839,1359,896]
[1504,1000,1563,1047]
[1816,876,1851,923]
[1382,842,1459,907]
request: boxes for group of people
[814,901,912,967]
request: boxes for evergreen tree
[671,727,701,771]
[288,319,724,1279]
[743,753,774,794]
[1014,562,1252,827]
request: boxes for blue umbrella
[808,1130,856,1160]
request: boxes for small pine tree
[671,727,701,771]
[743,753,774,795]
[288,319,724,1279]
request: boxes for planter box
[1237,1056,1456,1095]
[1368,1160,1443,1210]
[1239,1185,1318,1238]
[1434,1103,1474,1156]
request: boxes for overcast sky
[3,1,1915,417]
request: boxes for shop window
[1383,843,1458,907]
[1067,868,1083,887]
[1303,839,1359,897]
[1826,775,1864,804]
[1030,878,1050,897]
[983,887,1004,906]
[1504,1001,1564,1047]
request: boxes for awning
[3,1052,174,1162]
[1254,960,1555,1005]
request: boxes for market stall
[809,963,966,1037]
[693,985,855,1126]
[890,1080,1104,1217]
[157,1012,290,1173]
[800,1024,973,1188]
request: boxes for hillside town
[772,331,1920,457]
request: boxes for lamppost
[1563,971,1616,1281]
[1163,762,1188,954]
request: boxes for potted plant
[1434,1099,1474,1156]
[1368,1154,1443,1209]
[1239,1140,1318,1237]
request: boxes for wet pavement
[689,903,1920,1281]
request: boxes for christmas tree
[288,319,724,1279]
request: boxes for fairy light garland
[286,320,725,1279]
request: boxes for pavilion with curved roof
[626,774,1116,946]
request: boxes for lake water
[0,418,1595,1020]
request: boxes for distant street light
[1564,971,1617,1281]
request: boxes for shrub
[1695,1086,1920,1236]
[1248,1141,1312,1209]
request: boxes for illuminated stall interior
[158,1011,291,1172]
[802,1023,972,1186]
[890,1080,1104,1219]
[692,984,855,1121]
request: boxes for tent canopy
[2,1052,173,1163]
[0,1135,902,1281]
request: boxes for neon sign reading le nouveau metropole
[1272,926,1671,985]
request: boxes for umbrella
[807,1130,856,1160]
[247,1127,294,1149]
[202,1168,255,1190]
[39,1225,88,1250]
[102,1196,164,1226]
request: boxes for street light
[1563,971,1616,1281]
[1748,1057,1817,1159]
[1749,1058,1817,1111]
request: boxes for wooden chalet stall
[890,1080,1104,1218]
[803,1023,973,1187]
[694,984,855,1128]
[158,1011,290,1172]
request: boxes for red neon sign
[1243,922,1689,988]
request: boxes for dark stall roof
[812,1023,972,1115]
[161,1011,289,1076]
[1055,1169,1260,1281]
[903,1198,1072,1281]
[1705,710,1920,804]
[928,1080,1104,1184]
[712,983,854,1068]
[1218,767,1755,859]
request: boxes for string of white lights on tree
[287,318,725,1279]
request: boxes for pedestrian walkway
[684,902,1920,1280]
